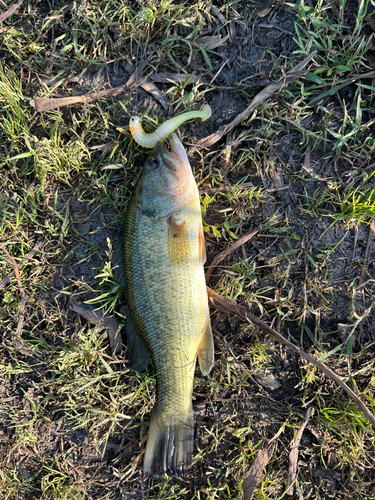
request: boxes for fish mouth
[153,133,189,172]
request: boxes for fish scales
[128,198,206,403]
[123,133,214,476]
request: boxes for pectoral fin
[198,222,206,264]
[197,313,214,376]
[126,307,151,372]
[167,217,206,265]
[167,216,189,263]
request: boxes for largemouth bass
[123,133,214,477]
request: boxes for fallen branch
[0,239,44,291]
[243,442,275,500]
[196,51,317,149]
[70,301,122,354]
[30,59,151,112]
[1,246,27,343]
[206,287,375,428]
[0,0,23,23]
[285,407,315,496]
[205,228,259,284]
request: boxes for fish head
[138,133,197,220]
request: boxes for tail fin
[143,406,194,477]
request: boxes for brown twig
[0,0,23,23]
[0,239,44,291]
[206,287,375,428]
[205,228,259,284]
[196,51,318,149]
[243,442,275,500]
[1,247,27,342]
[285,407,315,496]
[30,58,151,112]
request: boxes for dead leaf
[70,301,122,354]
[253,372,282,390]
[140,81,171,109]
[243,442,275,500]
[0,0,23,23]
[258,7,272,18]
[196,34,229,49]
[30,58,151,112]
[150,73,209,85]
[210,5,226,24]
[286,407,315,496]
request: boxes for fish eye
[148,157,160,169]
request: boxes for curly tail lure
[129,105,212,148]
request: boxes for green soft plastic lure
[129,105,211,148]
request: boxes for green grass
[1,0,375,498]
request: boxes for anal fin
[197,313,214,376]
[126,307,151,372]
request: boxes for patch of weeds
[33,132,90,186]
[84,239,124,313]
[298,184,337,218]
[42,325,154,462]
[297,355,375,483]
[0,65,31,158]
[40,461,86,500]
[337,183,375,225]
